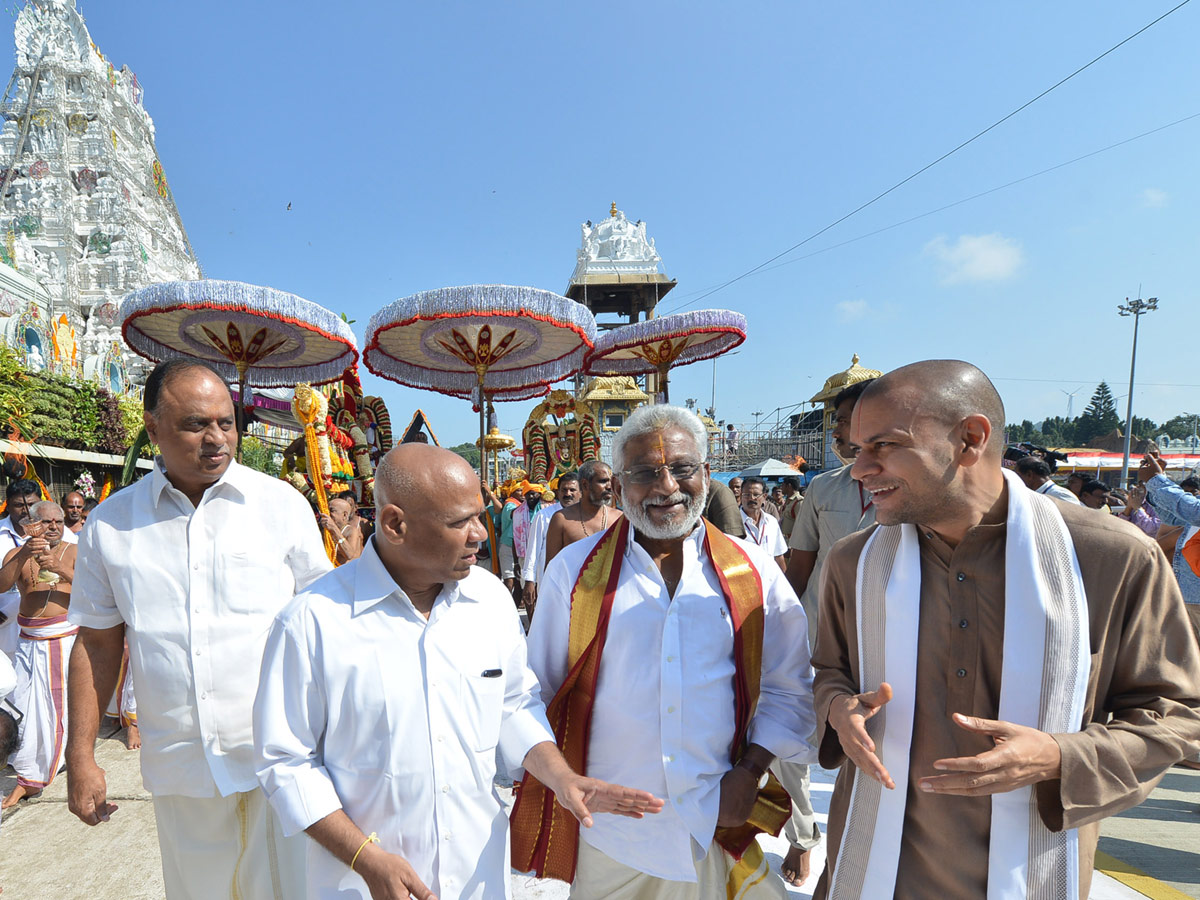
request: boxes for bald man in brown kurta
[811,359,1200,899]
[813,498,1200,898]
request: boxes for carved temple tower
[0,0,200,392]
[565,202,675,328]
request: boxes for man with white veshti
[738,477,787,571]
[1,500,77,808]
[514,405,816,899]
[812,359,1200,899]
[255,444,661,900]
[66,358,333,899]
[523,473,581,615]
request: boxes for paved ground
[1,731,1196,899]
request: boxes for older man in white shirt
[65,359,333,900]
[256,444,662,900]
[739,477,788,571]
[514,405,816,899]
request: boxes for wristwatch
[735,756,768,782]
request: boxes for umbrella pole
[658,364,670,404]
[235,360,249,463]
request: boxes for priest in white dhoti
[514,405,817,900]
[812,360,1200,899]
[1,500,77,808]
[255,444,663,900]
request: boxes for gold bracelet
[350,832,379,871]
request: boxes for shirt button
[959,619,969,629]
[193,563,199,570]
[667,705,676,714]
[667,755,675,763]
[956,668,967,678]
[206,733,214,741]
[956,572,966,582]
[442,784,450,793]
[666,655,675,662]
[194,648,201,656]
[436,735,444,742]
[444,832,453,841]
[200,692,207,699]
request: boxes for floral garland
[74,469,96,498]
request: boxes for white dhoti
[152,789,308,900]
[10,613,77,791]
[569,838,787,900]
[105,644,137,726]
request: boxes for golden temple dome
[809,354,883,405]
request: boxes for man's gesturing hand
[917,713,1061,796]
[827,683,895,789]
[552,774,665,828]
[67,760,118,825]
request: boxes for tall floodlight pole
[1117,296,1159,486]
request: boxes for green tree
[240,436,281,477]
[1129,415,1158,439]
[1037,416,1075,447]
[448,442,481,469]
[1160,414,1200,440]
[1074,382,1121,445]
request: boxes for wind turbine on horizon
[1061,386,1084,419]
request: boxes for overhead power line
[661,109,1200,313]
[675,0,1192,311]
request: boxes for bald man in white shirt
[256,444,662,900]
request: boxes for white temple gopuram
[0,0,199,393]
[566,202,676,328]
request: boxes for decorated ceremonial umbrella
[120,280,359,450]
[477,427,517,486]
[364,284,596,488]
[585,309,747,403]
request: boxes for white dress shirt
[1037,479,1083,505]
[0,515,75,658]
[740,509,788,558]
[255,539,554,900]
[523,502,560,585]
[528,524,816,882]
[69,459,332,798]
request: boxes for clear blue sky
[57,1,1200,445]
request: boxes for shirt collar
[624,518,706,562]
[351,536,470,617]
[0,516,22,541]
[150,457,250,507]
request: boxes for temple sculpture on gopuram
[0,0,200,393]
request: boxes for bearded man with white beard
[514,405,817,900]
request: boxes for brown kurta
[811,487,1200,899]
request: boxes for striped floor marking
[1094,851,1196,900]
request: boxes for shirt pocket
[217,550,285,614]
[459,670,505,752]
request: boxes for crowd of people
[0,355,1196,900]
